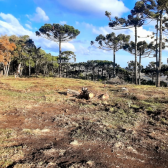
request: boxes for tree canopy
[0,35,16,76]
[91,32,130,77]
[36,24,80,77]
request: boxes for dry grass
[0,76,168,167]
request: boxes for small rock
[120,87,129,92]
[65,109,68,113]
[103,101,108,105]
[114,142,124,149]
[86,160,94,167]
[47,162,56,167]
[70,140,82,146]
[41,129,50,132]
[127,146,138,154]
[98,93,109,100]
[59,149,66,156]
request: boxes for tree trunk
[17,63,21,77]
[86,67,89,80]
[139,50,141,85]
[29,55,31,76]
[66,66,68,78]
[92,67,95,81]
[61,64,63,77]
[6,63,10,76]
[3,66,6,76]
[4,64,9,77]
[35,60,37,77]
[113,49,116,78]
[135,25,138,85]
[152,74,154,82]
[45,64,48,76]
[67,89,80,96]
[102,68,103,77]
[52,56,54,75]
[157,11,163,87]
[59,37,62,78]
[20,67,23,76]
[156,18,159,87]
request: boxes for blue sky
[0,0,168,68]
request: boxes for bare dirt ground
[0,77,168,168]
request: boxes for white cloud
[31,7,49,22]
[0,13,75,53]
[27,20,32,25]
[25,24,32,29]
[40,40,75,52]
[57,0,129,17]
[75,45,90,55]
[60,21,67,25]
[0,13,20,27]
[26,14,30,19]
[80,22,154,44]
[76,21,79,25]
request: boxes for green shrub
[160,81,167,87]
[141,79,155,85]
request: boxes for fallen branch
[67,89,80,96]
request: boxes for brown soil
[0,77,168,168]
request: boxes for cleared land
[0,77,168,168]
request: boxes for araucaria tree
[123,41,155,85]
[24,39,36,76]
[36,24,80,77]
[105,8,145,84]
[134,0,168,87]
[0,35,16,76]
[91,32,130,78]
[60,51,76,77]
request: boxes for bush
[146,80,155,85]
[101,76,107,81]
[106,76,127,85]
[79,73,85,79]
[141,79,155,85]
[160,81,167,87]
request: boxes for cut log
[79,87,94,100]
[88,92,94,99]
[118,87,129,92]
[67,89,80,96]
[79,92,94,100]
[98,93,109,100]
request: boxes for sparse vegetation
[0,1,168,167]
[0,77,168,167]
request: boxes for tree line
[0,0,168,87]
[67,60,168,86]
[0,35,59,77]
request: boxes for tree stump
[79,87,94,100]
